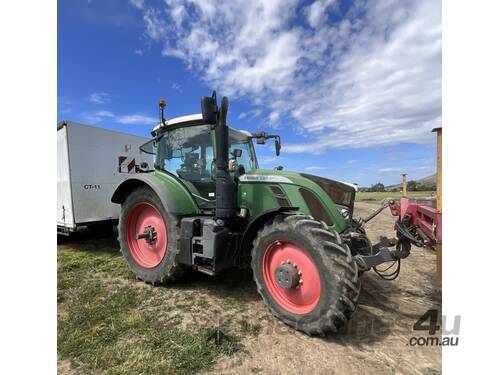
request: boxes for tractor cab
[140,114,260,209]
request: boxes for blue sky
[58,0,441,186]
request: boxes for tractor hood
[240,169,356,207]
[238,169,356,232]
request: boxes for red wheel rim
[262,240,321,314]
[126,202,167,268]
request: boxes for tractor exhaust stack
[214,96,238,219]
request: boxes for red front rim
[126,202,167,268]
[262,240,321,314]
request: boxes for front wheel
[118,186,185,284]
[251,214,361,335]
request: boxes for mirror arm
[249,133,282,155]
[249,133,279,142]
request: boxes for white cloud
[378,167,403,173]
[82,110,115,123]
[116,114,157,125]
[305,166,329,171]
[138,0,441,152]
[129,0,144,9]
[305,0,337,28]
[143,8,167,41]
[171,82,182,92]
[238,109,263,120]
[258,155,285,167]
[81,110,156,125]
[88,92,111,104]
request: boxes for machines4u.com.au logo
[408,309,460,346]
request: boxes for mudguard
[111,172,200,216]
[240,206,299,254]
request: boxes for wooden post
[401,174,407,198]
[432,127,442,280]
[435,128,442,213]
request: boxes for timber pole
[432,127,442,280]
[401,174,407,198]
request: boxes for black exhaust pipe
[215,96,238,219]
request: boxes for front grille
[299,188,333,226]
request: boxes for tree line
[361,180,437,192]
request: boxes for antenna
[159,99,167,127]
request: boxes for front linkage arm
[347,198,420,278]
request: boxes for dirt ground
[58,202,441,375]
[204,202,442,375]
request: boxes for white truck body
[57,121,152,233]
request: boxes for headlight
[338,207,350,219]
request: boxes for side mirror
[201,92,217,124]
[275,138,281,156]
[232,148,242,158]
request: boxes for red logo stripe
[127,159,136,172]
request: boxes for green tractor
[111,92,413,335]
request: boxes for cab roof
[152,113,252,137]
[152,113,204,133]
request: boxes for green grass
[355,190,436,203]
[58,243,244,375]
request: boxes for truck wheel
[118,186,185,284]
[251,214,361,335]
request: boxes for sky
[58,0,441,186]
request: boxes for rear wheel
[118,186,185,284]
[251,214,361,335]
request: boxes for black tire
[251,214,361,335]
[118,186,186,284]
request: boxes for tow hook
[354,239,411,271]
[354,247,395,271]
[136,225,157,244]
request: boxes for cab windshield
[140,125,256,208]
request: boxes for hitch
[354,247,394,271]
[350,197,416,278]
[354,241,411,272]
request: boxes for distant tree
[370,182,385,192]
[418,183,436,191]
[407,180,417,191]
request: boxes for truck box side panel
[66,122,151,225]
[57,125,75,228]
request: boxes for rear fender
[111,172,200,215]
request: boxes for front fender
[111,171,200,215]
[240,206,298,255]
